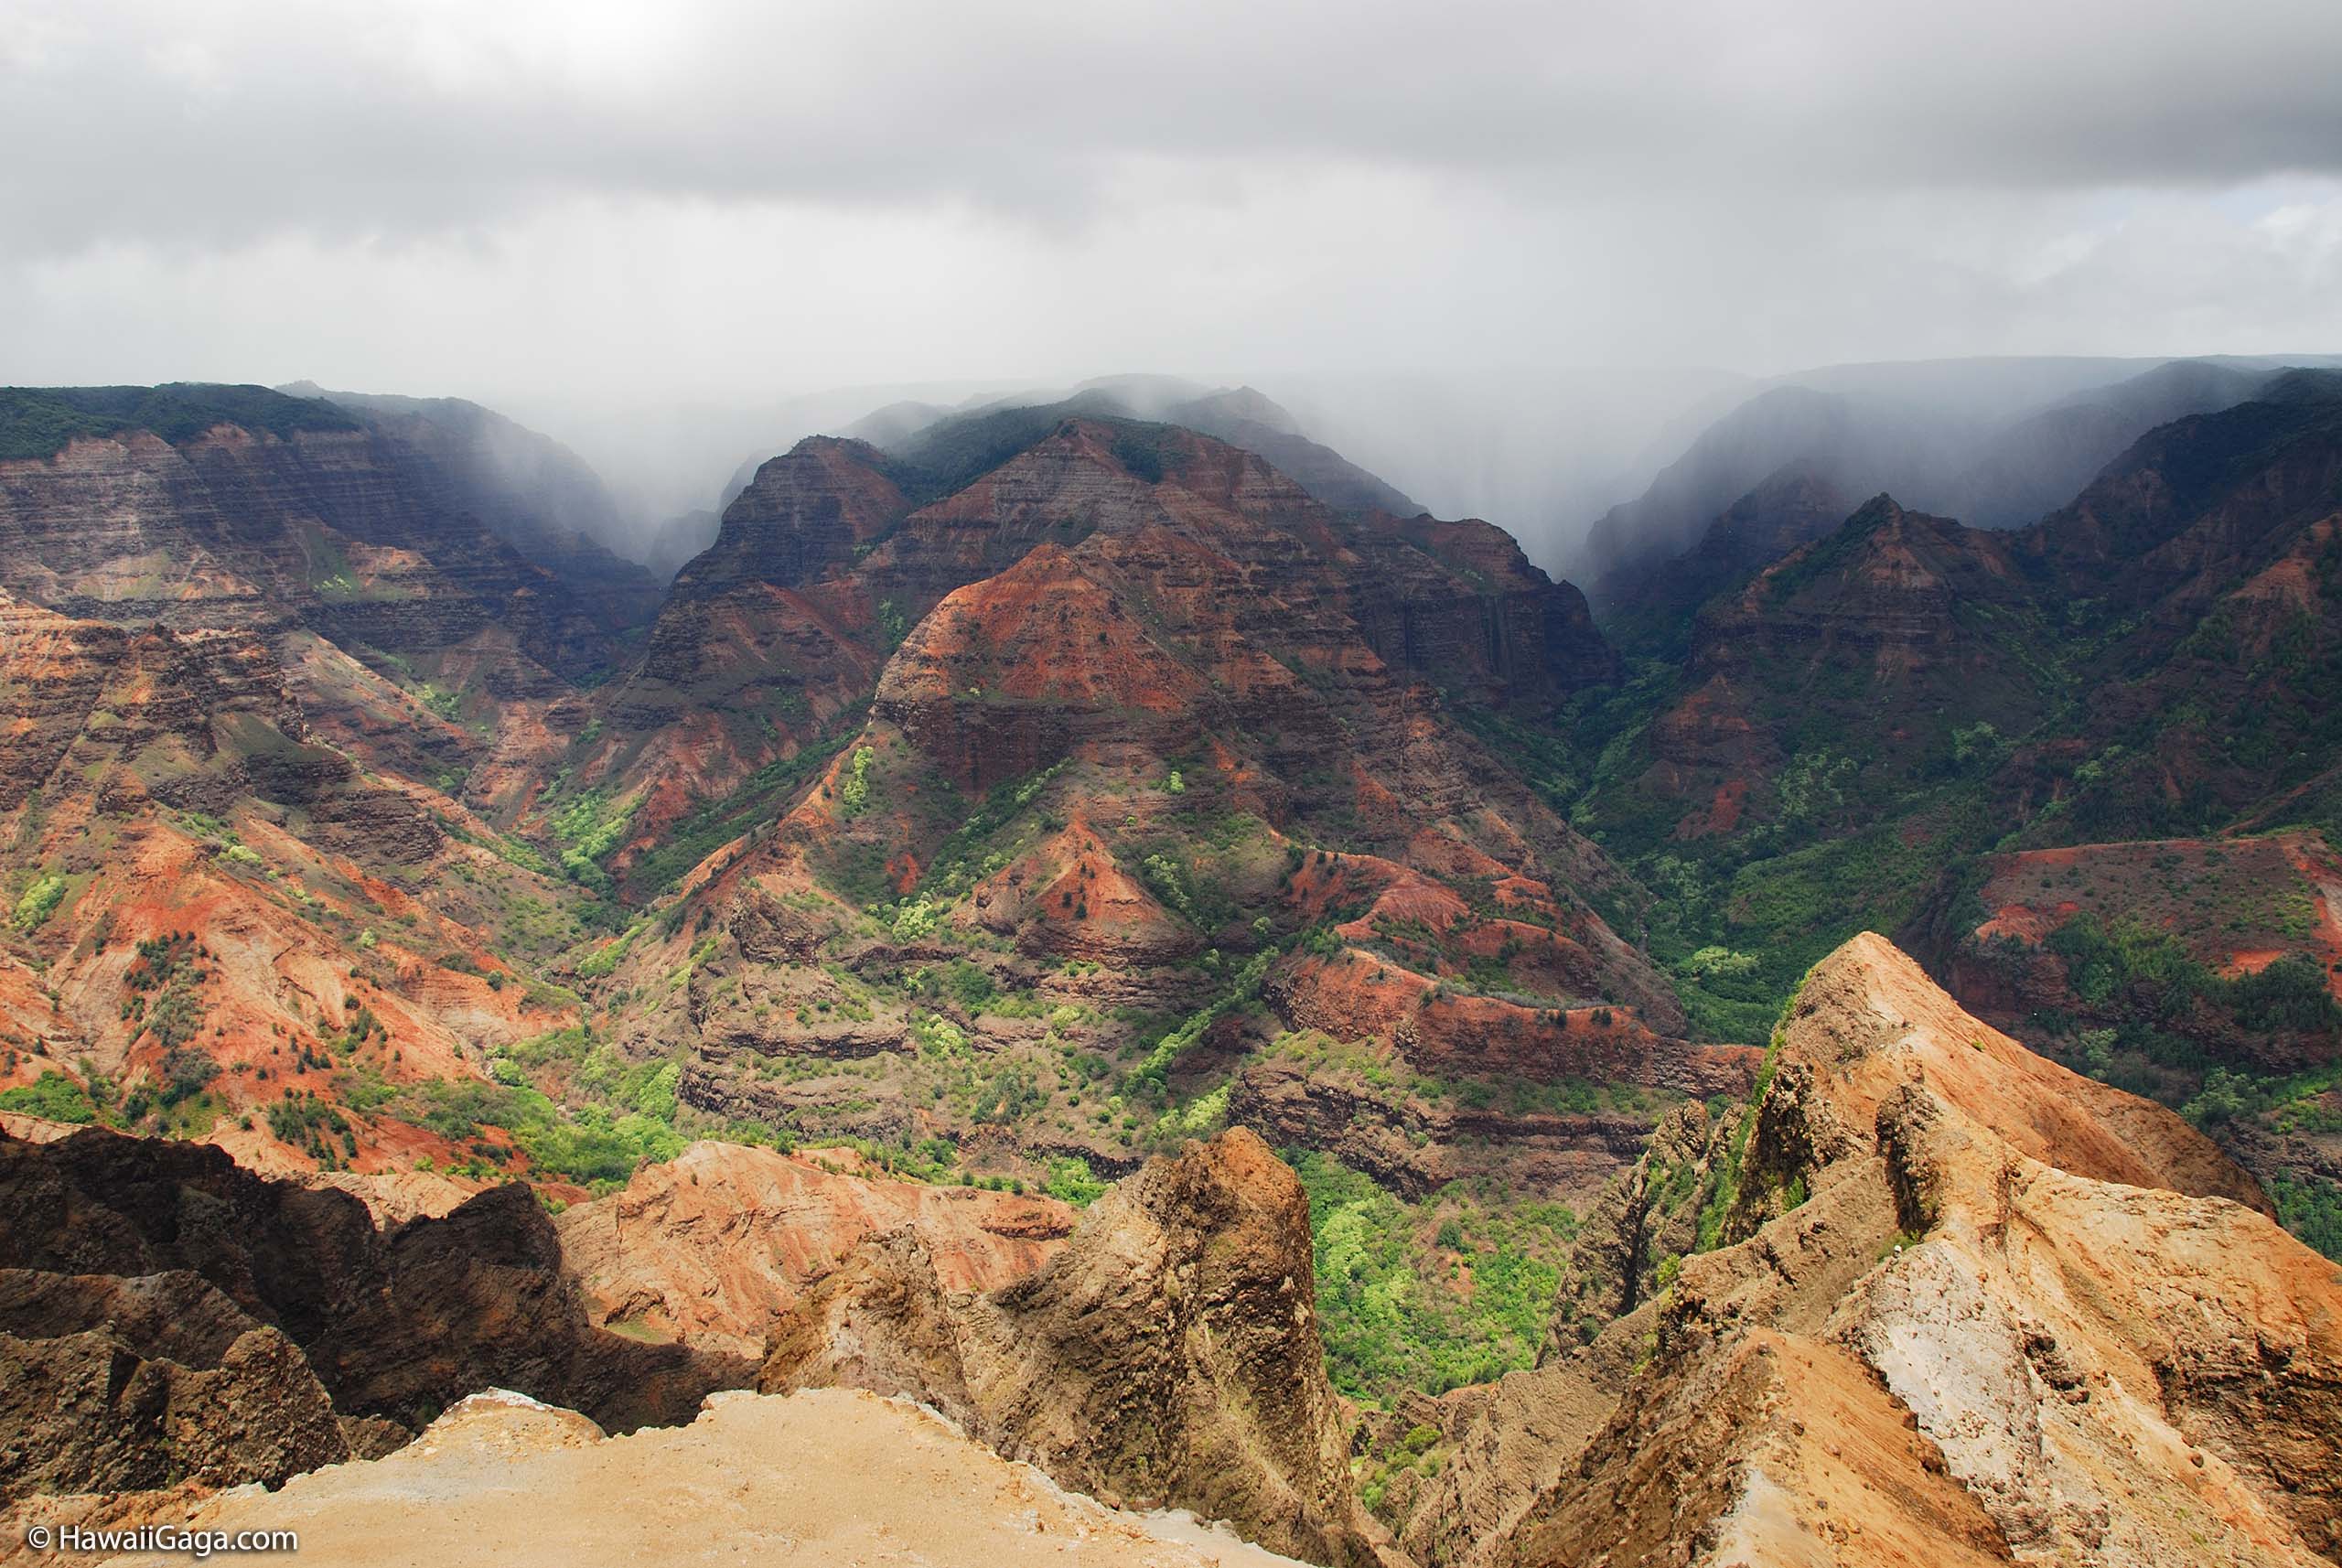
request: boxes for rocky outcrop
[1491,1328,2015,1568]
[1225,1056,1686,1205]
[1402,933,2340,1568]
[0,1125,751,1453]
[0,1270,349,1503]
[759,1129,1398,1568]
[1342,512,1619,701]
[553,1141,1074,1357]
[1546,1100,1727,1334]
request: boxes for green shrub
[0,1070,97,1123]
[839,748,876,816]
[11,873,68,933]
[1045,1156,1108,1207]
[1289,1150,1574,1403]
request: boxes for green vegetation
[10,872,69,933]
[575,922,640,979]
[0,1070,99,1123]
[401,1029,689,1192]
[1291,1150,1576,1403]
[1690,975,1802,1253]
[0,382,360,460]
[839,746,876,815]
[1132,949,1275,1090]
[2268,1171,2342,1260]
[267,1092,355,1165]
[1044,1155,1109,1206]
[2038,913,2340,1072]
[547,789,639,890]
[120,933,208,1052]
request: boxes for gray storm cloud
[7,0,2342,253]
[3,0,2340,552]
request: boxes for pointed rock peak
[1778,932,2263,1207]
[1842,491,1909,531]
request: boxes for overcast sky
[5,0,2342,507]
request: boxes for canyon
[2,365,2339,1563]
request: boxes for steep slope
[590,435,909,843]
[1538,374,2342,1124]
[1583,384,1971,606]
[1594,463,1854,657]
[289,385,664,632]
[1950,357,2276,532]
[0,386,691,1179]
[1161,385,1425,517]
[1632,494,2047,834]
[1559,494,2061,1036]
[0,380,1685,1313]
[0,585,615,1176]
[5,1125,1260,1538]
[863,378,1426,517]
[2003,371,2342,844]
[0,384,630,684]
[759,1128,1401,1567]
[1400,933,2340,1568]
[571,417,1727,1234]
[0,1122,749,1476]
[591,412,1603,870]
[1910,831,2342,1072]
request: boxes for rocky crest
[759,1128,1399,1567]
[1395,933,2340,1568]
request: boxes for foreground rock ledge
[14,1386,1313,1568]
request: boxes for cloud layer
[5,0,2340,520]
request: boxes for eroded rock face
[553,1140,1074,1358]
[1407,933,2342,1568]
[0,425,622,680]
[760,1128,1399,1568]
[0,1270,349,1504]
[0,1125,751,1445]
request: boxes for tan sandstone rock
[552,1139,1075,1357]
